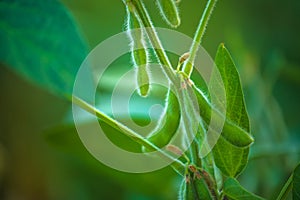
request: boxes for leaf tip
[219,42,226,49]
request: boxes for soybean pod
[179,166,215,200]
[156,0,181,28]
[190,84,254,147]
[142,86,181,152]
[126,7,150,97]
[179,175,194,200]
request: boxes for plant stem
[276,172,293,200]
[130,0,178,84]
[175,73,200,165]
[182,0,218,77]
[179,88,198,164]
[72,95,186,175]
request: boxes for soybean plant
[120,0,299,199]
[1,0,299,199]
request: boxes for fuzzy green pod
[143,87,181,152]
[156,0,181,28]
[191,84,254,147]
[179,167,214,200]
[136,64,150,97]
[178,175,194,200]
[192,176,214,200]
[126,9,150,97]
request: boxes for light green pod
[179,168,214,200]
[156,0,181,28]
[178,176,194,200]
[193,177,214,200]
[127,9,150,97]
[136,63,150,97]
[143,87,181,152]
[191,84,254,147]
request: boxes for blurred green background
[1,0,300,199]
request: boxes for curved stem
[182,0,218,77]
[72,95,186,175]
[129,0,178,84]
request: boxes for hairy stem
[182,0,218,77]
[72,95,185,175]
[129,0,178,84]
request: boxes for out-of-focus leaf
[211,44,251,177]
[0,0,88,96]
[44,121,178,196]
[223,178,265,200]
[293,163,300,199]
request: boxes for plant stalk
[182,0,218,77]
[129,0,178,84]
[72,95,185,175]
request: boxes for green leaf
[44,123,178,196]
[223,178,265,200]
[213,44,250,132]
[293,163,300,199]
[212,44,251,177]
[212,136,249,177]
[0,0,88,96]
[276,162,300,200]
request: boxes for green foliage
[211,44,252,177]
[276,162,300,200]
[1,0,299,199]
[293,163,300,199]
[223,178,265,200]
[0,0,88,96]
[212,136,249,178]
[214,44,250,138]
[45,123,178,196]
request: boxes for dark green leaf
[212,43,250,131]
[276,162,300,200]
[44,122,178,195]
[0,0,88,96]
[212,136,249,177]
[223,178,265,200]
[211,44,252,177]
[293,163,300,199]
